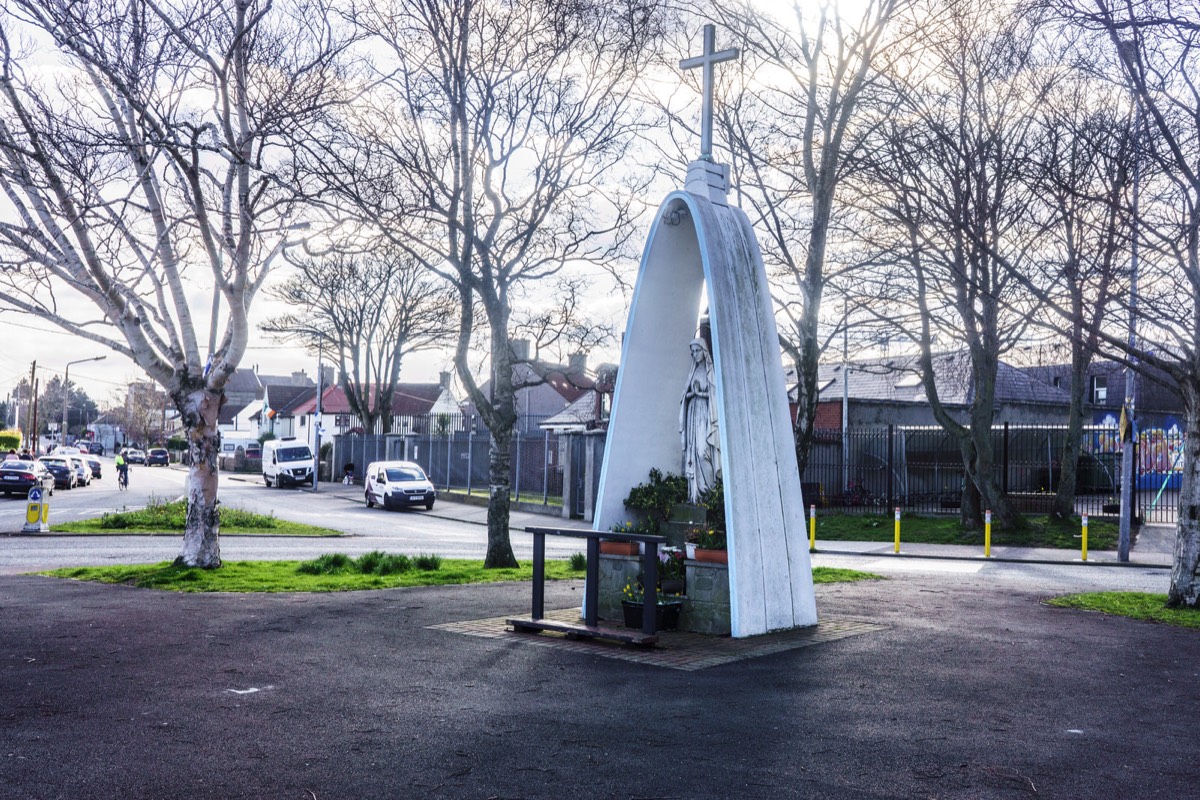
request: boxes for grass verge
[1046,592,1200,630]
[815,512,1116,550]
[39,557,881,593]
[51,497,341,536]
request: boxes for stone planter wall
[681,560,730,634]
[598,554,642,621]
[597,553,730,634]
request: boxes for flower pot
[600,540,639,556]
[621,600,682,631]
[660,578,685,597]
[693,547,728,564]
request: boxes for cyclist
[115,450,129,489]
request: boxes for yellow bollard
[809,504,816,551]
[984,509,992,558]
[894,507,901,553]
[1081,514,1088,561]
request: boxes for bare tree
[667,1,910,477]
[1025,50,1134,520]
[862,0,1047,529]
[510,277,615,365]
[710,0,907,474]
[262,244,458,434]
[0,0,349,566]
[1046,0,1200,607]
[307,0,664,566]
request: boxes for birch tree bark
[0,0,348,566]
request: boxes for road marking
[226,686,274,695]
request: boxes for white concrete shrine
[593,25,817,638]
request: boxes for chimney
[320,365,335,388]
[510,339,531,362]
[292,370,307,384]
[568,352,587,376]
[439,371,452,390]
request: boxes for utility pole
[25,361,36,451]
[313,345,323,491]
[31,377,40,454]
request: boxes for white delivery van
[364,461,436,511]
[262,438,315,487]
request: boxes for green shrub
[623,468,689,532]
[166,436,187,452]
[0,430,21,451]
[414,553,442,571]
[568,552,586,571]
[356,551,411,575]
[297,553,353,575]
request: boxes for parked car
[70,456,92,487]
[85,455,103,479]
[87,442,106,456]
[76,443,90,454]
[364,461,436,511]
[124,449,146,465]
[147,448,169,466]
[38,456,77,489]
[0,460,55,497]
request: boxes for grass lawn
[1046,592,1200,630]
[51,498,341,537]
[39,555,881,593]
[814,512,1116,550]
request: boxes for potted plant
[619,577,683,631]
[688,478,727,563]
[601,519,652,555]
[658,547,686,596]
[688,525,728,564]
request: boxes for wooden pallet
[506,617,658,647]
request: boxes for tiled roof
[539,390,603,429]
[807,352,1073,406]
[291,384,445,416]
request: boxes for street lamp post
[63,356,107,448]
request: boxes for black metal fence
[802,424,1182,523]
[331,414,565,507]
[328,416,1183,523]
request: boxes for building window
[336,414,350,427]
[1091,375,1108,405]
[1052,376,1061,388]
[299,415,307,426]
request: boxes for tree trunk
[486,425,518,568]
[1053,348,1090,520]
[1168,397,1200,608]
[482,335,518,569]
[175,386,223,568]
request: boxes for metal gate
[1136,427,1183,523]
[570,435,586,518]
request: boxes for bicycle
[117,468,128,491]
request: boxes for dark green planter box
[621,600,682,631]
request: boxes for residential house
[294,372,460,441]
[798,351,1074,430]
[461,342,595,433]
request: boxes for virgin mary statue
[680,338,720,503]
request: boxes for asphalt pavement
[1,479,1195,798]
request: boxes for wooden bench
[506,527,668,646]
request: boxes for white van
[262,438,315,487]
[364,461,436,511]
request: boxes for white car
[364,461,436,511]
[69,456,91,486]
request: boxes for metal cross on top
[679,24,740,162]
